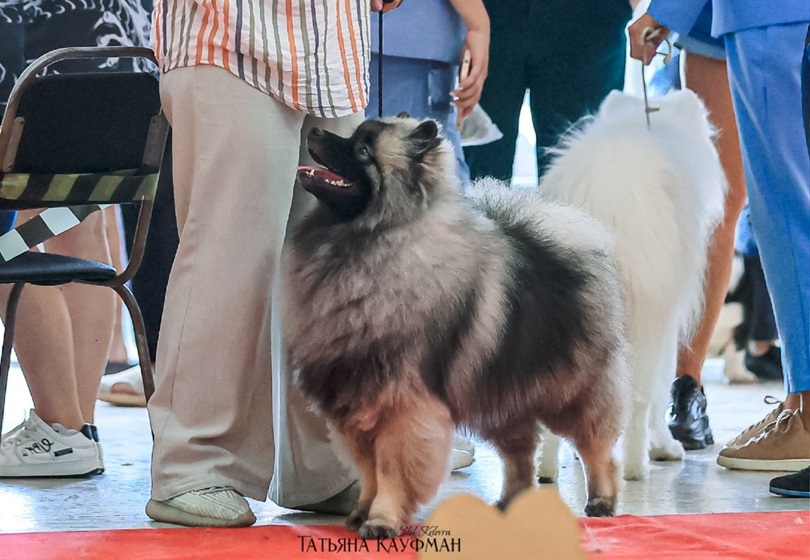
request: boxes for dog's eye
[355,144,371,161]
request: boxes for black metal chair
[0,46,169,429]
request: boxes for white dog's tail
[540,90,727,349]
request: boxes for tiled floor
[1,359,807,534]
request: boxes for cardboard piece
[418,489,589,560]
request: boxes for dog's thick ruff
[285,117,630,536]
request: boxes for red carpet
[3,511,808,559]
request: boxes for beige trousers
[148,65,361,505]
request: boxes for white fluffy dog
[537,90,727,481]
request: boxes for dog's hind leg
[487,422,539,510]
[575,430,620,517]
[624,311,688,476]
[553,391,622,516]
[622,337,663,480]
[648,393,685,462]
[622,399,652,481]
[359,392,453,539]
[648,334,686,462]
[561,399,622,517]
[342,432,378,530]
[537,429,560,484]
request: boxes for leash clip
[640,27,673,129]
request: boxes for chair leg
[112,284,155,403]
[0,283,26,432]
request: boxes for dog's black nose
[310,127,325,137]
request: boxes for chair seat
[0,252,116,286]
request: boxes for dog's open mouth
[297,166,354,190]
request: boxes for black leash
[377,8,383,118]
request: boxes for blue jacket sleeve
[648,0,710,35]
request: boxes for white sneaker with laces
[0,410,103,477]
[145,486,257,527]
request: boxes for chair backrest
[13,72,161,174]
[0,47,167,178]
[0,47,168,281]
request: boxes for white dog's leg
[648,397,685,462]
[537,431,561,483]
[648,338,686,462]
[622,400,651,481]
[622,333,662,481]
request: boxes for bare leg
[0,210,115,428]
[105,207,131,365]
[488,422,538,509]
[0,280,83,430]
[676,51,748,383]
[785,393,801,411]
[784,392,809,426]
[359,393,452,539]
[46,212,115,424]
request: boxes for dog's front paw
[346,508,369,530]
[358,521,398,540]
[584,498,616,518]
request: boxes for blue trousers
[726,23,810,393]
[367,54,470,188]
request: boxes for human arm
[628,0,710,64]
[448,0,490,119]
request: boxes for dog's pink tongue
[297,166,346,184]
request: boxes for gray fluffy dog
[284,116,630,539]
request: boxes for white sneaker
[145,486,256,527]
[0,410,103,477]
[451,434,475,471]
[98,365,146,407]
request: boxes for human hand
[452,26,489,120]
[371,0,403,13]
[628,13,671,65]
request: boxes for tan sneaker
[723,396,784,448]
[717,410,810,472]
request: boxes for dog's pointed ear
[408,120,441,157]
[397,111,410,119]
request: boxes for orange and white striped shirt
[151,0,370,117]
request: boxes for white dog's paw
[649,438,685,462]
[623,458,650,481]
[537,432,560,483]
[649,427,686,462]
[536,461,558,484]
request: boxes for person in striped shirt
[145,0,394,528]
